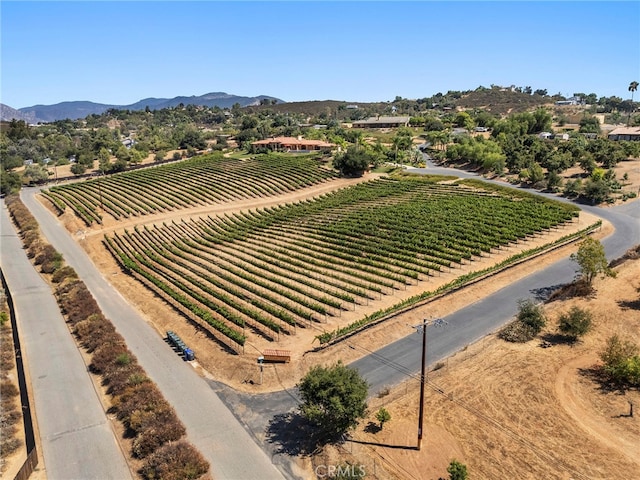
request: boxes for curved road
[17,189,286,480]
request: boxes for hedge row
[5,194,209,479]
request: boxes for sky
[1,1,639,109]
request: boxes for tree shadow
[363,421,381,434]
[530,284,567,302]
[577,365,632,395]
[266,412,342,456]
[618,299,640,311]
[540,332,579,347]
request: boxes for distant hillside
[5,92,283,123]
[456,89,552,114]
[0,104,35,123]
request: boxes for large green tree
[570,237,615,285]
[332,146,374,177]
[297,361,368,440]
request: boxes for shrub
[140,441,209,480]
[34,244,59,266]
[516,299,546,333]
[375,407,391,429]
[131,408,186,458]
[557,306,593,342]
[448,460,468,480]
[0,409,21,429]
[0,380,19,399]
[0,436,21,457]
[90,342,130,374]
[103,364,148,396]
[52,265,78,283]
[114,382,166,425]
[599,335,640,387]
[56,280,101,324]
[498,320,538,343]
[0,312,7,327]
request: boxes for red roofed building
[251,136,335,153]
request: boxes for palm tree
[628,81,639,126]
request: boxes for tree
[628,81,638,126]
[447,460,468,480]
[297,361,368,440]
[0,168,21,195]
[70,162,87,176]
[375,407,391,430]
[599,335,640,387]
[332,146,374,177]
[570,237,615,285]
[558,306,593,342]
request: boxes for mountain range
[0,92,283,123]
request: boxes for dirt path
[555,354,640,465]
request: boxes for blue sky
[1,1,639,109]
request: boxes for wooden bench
[262,349,291,363]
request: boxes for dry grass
[318,257,640,480]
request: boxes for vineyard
[43,153,338,225]
[103,176,581,353]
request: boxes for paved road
[0,201,132,480]
[18,189,286,480]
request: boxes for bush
[447,460,468,480]
[599,335,640,387]
[90,342,130,374]
[140,441,209,480]
[557,306,593,342]
[52,265,78,283]
[516,299,546,333]
[498,320,538,343]
[75,317,119,348]
[499,299,546,343]
[34,244,59,266]
[102,363,148,396]
[114,382,166,425]
[56,280,101,324]
[131,408,186,458]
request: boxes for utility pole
[412,317,447,451]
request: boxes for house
[607,126,640,141]
[351,116,410,129]
[250,136,335,153]
[555,96,583,106]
